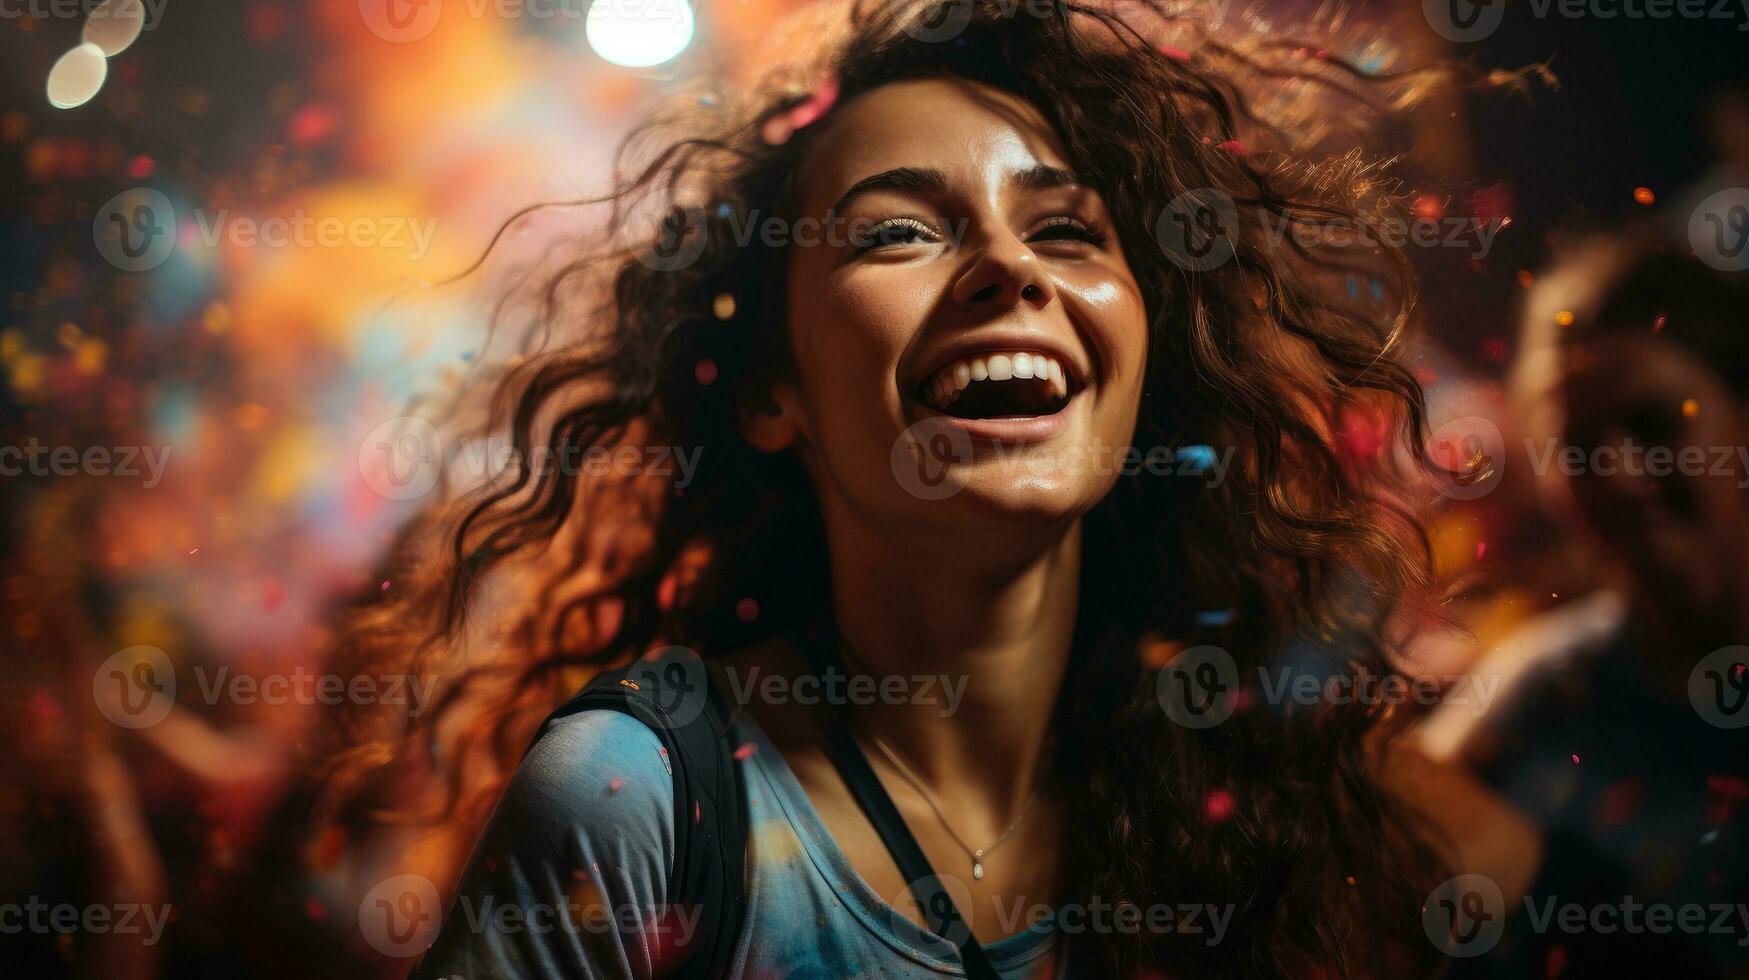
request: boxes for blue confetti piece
[1175,444,1217,473]
[1701,829,1719,846]
[1196,609,1236,627]
[1370,280,1384,303]
[1347,275,1359,300]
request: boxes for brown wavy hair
[313,1,1524,974]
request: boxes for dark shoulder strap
[532,648,747,979]
[796,622,1004,980]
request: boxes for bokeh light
[585,0,696,68]
[45,42,109,109]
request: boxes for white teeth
[920,351,1075,410]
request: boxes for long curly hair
[312,1,1520,974]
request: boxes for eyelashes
[1027,215,1108,247]
[847,216,940,255]
[845,214,1109,256]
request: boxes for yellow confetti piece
[8,353,43,394]
[1682,398,1699,418]
[712,293,736,320]
[74,338,106,374]
[1555,310,1575,327]
[203,301,233,334]
[1633,187,1655,206]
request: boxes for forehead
[796,77,1072,208]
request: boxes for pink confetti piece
[1216,139,1246,156]
[608,776,624,795]
[1571,754,1581,764]
[733,742,757,761]
[1205,788,1235,823]
[1158,44,1191,60]
[1475,542,1487,560]
[785,75,839,130]
[760,75,841,145]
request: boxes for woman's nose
[950,229,1056,313]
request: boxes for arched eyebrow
[830,167,947,214]
[829,163,1083,214]
[1010,163,1081,192]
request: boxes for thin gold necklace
[866,733,1039,881]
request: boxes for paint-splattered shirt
[413,709,1060,978]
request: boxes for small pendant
[973,849,985,880]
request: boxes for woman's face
[772,77,1149,538]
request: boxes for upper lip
[903,330,1092,398]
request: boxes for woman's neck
[821,515,1081,818]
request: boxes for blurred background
[2,0,1747,976]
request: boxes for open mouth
[916,351,1077,420]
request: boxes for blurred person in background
[1448,228,1749,976]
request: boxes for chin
[935,467,1113,528]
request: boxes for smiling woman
[309,1,1513,976]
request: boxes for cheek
[1059,274,1149,396]
[788,268,932,427]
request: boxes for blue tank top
[415,708,1061,978]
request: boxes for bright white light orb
[47,43,108,109]
[83,0,149,56]
[585,0,695,69]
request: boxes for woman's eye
[1028,216,1107,246]
[850,218,937,254]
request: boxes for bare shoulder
[1376,737,1545,904]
